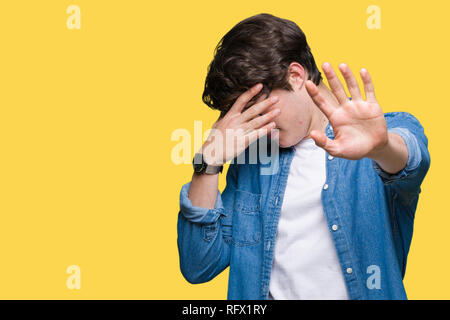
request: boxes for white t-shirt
[268,137,349,300]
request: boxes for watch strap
[193,153,223,174]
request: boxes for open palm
[305,63,388,160]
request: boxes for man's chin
[277,138,294,148]
[278,135,304,148]
[270,130,299,148]
[279,142,294,148]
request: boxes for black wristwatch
[192,153,223,175]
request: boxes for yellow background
[0,0,448,299]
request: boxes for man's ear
[287,62,307,90]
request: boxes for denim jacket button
[346,268,353,274]
[328,155,334,160]
[332,224,338,231]
[323,184,329,190]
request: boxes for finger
[244,108,280,132]
[339,63,362,101]
[229,83,264,114]
[246,122,277,145]
[322,62,348,104]
[310,130,340,156]
[305,80,335,118]
[241,95,279,122]
[360,68,377,103]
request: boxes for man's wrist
[367,132,391,162]
[368,132,408,174]
[192,152,223,174]
[198,142,225,166]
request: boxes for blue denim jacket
[177,112,430,300]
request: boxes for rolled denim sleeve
[179,182,226,224]
[371,127,422,183]
[371,112,430,205]
[177,164,237,284]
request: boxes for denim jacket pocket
[232,190,263,246]
[201,222,217,242]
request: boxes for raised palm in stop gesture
[305,63,389,161]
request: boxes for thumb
[310,130,338,156]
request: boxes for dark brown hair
[202,13,322,116]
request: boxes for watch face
[193,162,205,173]
[193,153,205,173]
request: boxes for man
[177,13,430,299]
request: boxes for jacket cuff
[372,127,422,183]
[179,182,226,224]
